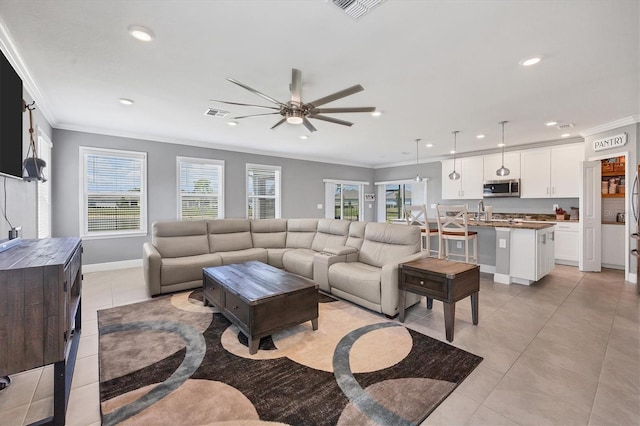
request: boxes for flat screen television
[0,48,23,180]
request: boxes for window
[323,179,367,221]
[247,163,281,219]
[375,179,427,223]
[177,157,224,220]
[36,129,52,238]
[80,147,147,238]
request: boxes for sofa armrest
[313,252,347,292]
[143,242,162,296]
[322,246,358,256]
[379,251,429,316]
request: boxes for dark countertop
[467,220,555,230]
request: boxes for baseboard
[493,273,511,285]
[83,259,142,273]
[479,264,495,274]
[600,263,624,271]
[628,273,637,284]
[555,259,579,267]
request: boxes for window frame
[176,156,225,220]
[374,179,429,223]
[79,146,147,239]
[246,163,281,219]
[323,179,368,221]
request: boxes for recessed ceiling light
[371,111,382,117]
[450,150,456,154]
[520,56,542,67]
[425,143,433,148]
[476,134,485,139]
[545,121,558,126]
[227,121,238,126]
[128,25,155,42]
[300,135,308,140]
[561,133,571,138]
[118,98,134,105]
[497,143,505,147]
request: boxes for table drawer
[402,272,447,299]
[203,276,223,306]
[224,291,249,325]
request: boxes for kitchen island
[434,219,556,285]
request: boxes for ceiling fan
[210,68,376,132]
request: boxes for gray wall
[51,129,374,264]
[0,89,52,240]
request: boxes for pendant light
[448,131,461,180]
[414,138,422,182]
[496,120,510,177]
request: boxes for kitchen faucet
[478,200,485,221]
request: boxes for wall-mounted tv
[0,48,23,180]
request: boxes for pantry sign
[593,133,627,152]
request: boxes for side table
[398,258,479,342]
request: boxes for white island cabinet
[555,222,579,264]
[509,226,555,284]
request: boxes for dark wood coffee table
[203,261,319,354]
[398,258,479,342]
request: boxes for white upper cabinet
[550,144,584,197]
[483,152,521,181]
[521,143,583,198]
[521,148,552,198]
[441,157,484,199]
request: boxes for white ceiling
[0,0,638,168]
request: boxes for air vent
[556,123,575,130]
[204,108,229,117]
[331,0,386,20]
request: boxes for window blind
[178,158,223,220]
[247,164,280,219]
[82,148,146,236]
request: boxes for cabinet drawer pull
[419,280,424,286]
[233,305,239,310]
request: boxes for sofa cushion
[207,219,253,253]
[219,248,268,265]
[265,248,292,269]
[328,262,382,304]
[153,220,209,258]
[346,221,366,250]
[359,223,421,268]
[161,253,222,286]
[310,219,350,252]
[282,248,316,278]
[251,219,287,248]
[286,218,318,249]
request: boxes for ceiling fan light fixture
[286,110,304,124]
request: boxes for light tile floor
[0,265,637,425]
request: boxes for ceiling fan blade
[306,84,364,108]
[271,118,286,130]
[302,117,317,133]
[309,107,376,114]
[209,99,279,110]
[308,114,353,127]
[226,77,287,107]
[234,112,281,119]
[290,68,302,104]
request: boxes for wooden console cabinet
[0,238,82,425]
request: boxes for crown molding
[580,116,640,137]
[54,123,375,169]
[0,17,57,127]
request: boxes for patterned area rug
[98,290,482,425]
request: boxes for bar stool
[405,204,439,257]
[435,204,478,264]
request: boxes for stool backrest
[405,204,428,227]
[436,204,470,235]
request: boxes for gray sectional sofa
[143,218,426,317]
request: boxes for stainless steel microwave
[483,179,520,198]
